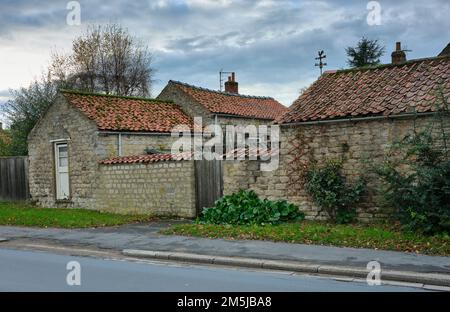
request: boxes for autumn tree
[1,24,155,155]
[51,24,154,96]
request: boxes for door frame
[54,142,71,200]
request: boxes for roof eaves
[280,111,439,126]
[212,112,276,120]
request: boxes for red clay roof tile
[62,90,192,132]
[169,81,288,120]
[278,56,450,124]
[99,152,192,165]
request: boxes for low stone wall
[94,160,196,217]
[224,115,450,222]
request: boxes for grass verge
[161,221,450,256]
[0,201,154,228]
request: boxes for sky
[1,0,449,126]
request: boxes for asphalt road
[0,248,424,292]
[1,223,448,274]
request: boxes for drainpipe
[118,133,123,156]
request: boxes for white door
[55,143,70,200]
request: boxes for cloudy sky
[1,0,449,125]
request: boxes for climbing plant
[304,159,366,224]
[374,90,450,234]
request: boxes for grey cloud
[1,0,449,105]
[0,90,11,98]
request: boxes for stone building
[157,74,288,127]
[28,90,194,213]
[224,46,450,222]
[27,79,288,216]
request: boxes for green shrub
[304,160,366,224]
[199,190,304,225]
[375,130,450,235]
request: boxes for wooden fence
[0,157,29,201]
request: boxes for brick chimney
[224,72,238,94]
[391,42,407,64]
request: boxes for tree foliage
[2,73,60,155]
[1,24,155,155]
[0,128,12,156]
[374,94,450,235]
[51,24,154,97]
[304,160,366,224]
[346,37,385,68]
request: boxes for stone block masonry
[223,115,450,222]
[29,100,196,216]
[94,160,196,217]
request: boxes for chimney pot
[224,72,238,94]
[391,41,407,64]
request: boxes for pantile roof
[278,56,450,124]
[168,81,288,120]
[99,152,192,165]
[62,90,192,132]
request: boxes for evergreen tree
[346,38,385,68]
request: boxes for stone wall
[94,160,196,217]
[157,83,275,129]
[28,95,101,208]
[223,115,450,222]
[98,133,176,158]
[157,84,212,122]
[28,95,192,215]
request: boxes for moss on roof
[59,89,174,104]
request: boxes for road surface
[0,248,424,292]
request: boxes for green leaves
[375,120,450,235]
[346,37,385,68]
[304,160,366,224]
[199,190,304,226]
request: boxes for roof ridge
[60,89,174,104]
[331,55,450,75]
[168,80,275,100]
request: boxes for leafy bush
[375,129,450,235]
[199,190,304,225]
[304,160,366,224]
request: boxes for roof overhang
[213,113,274,121]
[97,130,203,136]
[280,111,438,127]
